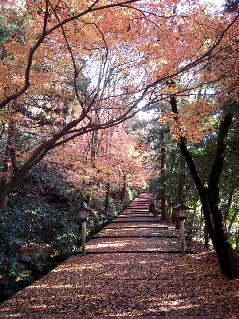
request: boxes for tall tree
[170,96,239,278]
[160,132,167,219]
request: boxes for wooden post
[174,203,189,255]
[149,194,153,212]
[82,221,87,256]
[180,219,185,255]
[152,196,157,214]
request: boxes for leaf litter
[0,196,238,318]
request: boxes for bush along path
[0,193,238,318]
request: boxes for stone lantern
[173,203,190,255]
[76,203,90,255]
[77,204,90,222]
[174,203,189,220]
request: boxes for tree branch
[0,0,140,109]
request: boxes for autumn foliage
[0,0,239,280]
[0,0,238,198]
[46,125,151,197]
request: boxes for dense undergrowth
[0,167,139,303]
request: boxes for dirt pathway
[0,193,238,318]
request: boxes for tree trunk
[0,119,17,209]
[228,197,238,233]
[121,175,127,199]
[105,182,110,214]
[178,150,185,204]
[224,190,234,224]
[236,228,239,251]
[160,132,167,219]
[175,149,185,229]
[204,225,209,250]
[228,209,238,233]
[91,129,98,167]
[0,161,11,209]
[170,96,239,278]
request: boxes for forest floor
[0,194,238,318]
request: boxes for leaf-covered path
[0,194,238,318]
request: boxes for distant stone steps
[84,193,192,254]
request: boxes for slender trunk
[105,182,110,214]
[178,150,185,204]
[91,129,98,167]
[160,132,166,219]
[0,120,17,209]
[62,99,69,145]
[86,195,91,207]
[236,228,239,251]
[175,150,185,229]
[224,190,234,224]
[0,161,11,209]
[199,206,204,234]
[228,209,238,233]
[188,202,197,240]
[204,225,209,250]
[121,175,127,199]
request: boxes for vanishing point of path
[0,193,238,318]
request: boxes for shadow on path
[0,193,238,318]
